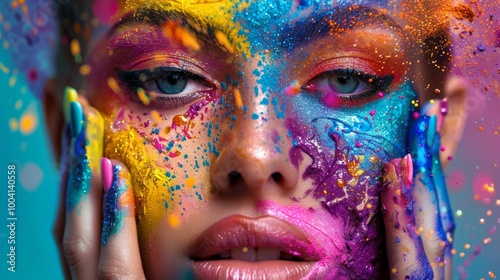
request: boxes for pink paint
[440,146,446,151]
[101,157,113,193]
[92,0,118,24]
[256,200,346,279]
[377,92,384,98]
[321,93,341,108]
[153,138,165,151]
[369,110,376,116]
[355,142,362,148]
[413,112,420,119]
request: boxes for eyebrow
[109,6,406,53]
[279,6,406,51]
[109,8,221,46]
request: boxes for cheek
[101,108,213,241]
[285,83,416,231]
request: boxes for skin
[45,0,468,279]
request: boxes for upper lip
[189,215,320,261]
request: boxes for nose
[210,67,299,199]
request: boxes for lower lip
[192,260,314,279]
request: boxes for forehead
[113,0,451,43]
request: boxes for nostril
[271,172,283,184]
[228,171,241,187]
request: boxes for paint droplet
[440,146,446,151]
[215,31,234,53]
[369,110,376,116]
[169,214,180,228]
[186,177,195,188]
[107,77,121,94]
[233,88,243,109]
[173,115,188,126]
[137,88,150,105]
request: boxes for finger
[381,154,433,280]
[429,126,454,280]
[410,115,448,279]
[54,86,80,279]
[62,92,105,279]
[98,158,145,280]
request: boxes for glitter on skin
[66,123,92,210]
[102,164,135,245]
[96,0,460,276]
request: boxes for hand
[382,113,455,280]
[53,87,145,279]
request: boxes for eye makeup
[302,68,394,107]
[118,66,216,109]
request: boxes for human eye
[302,69,394,107]
[118,67,215,109]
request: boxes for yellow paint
[169,214,180,228]
[137,88,150,105]
[104,124,173,240]
[84,109,104,170]
[215,31,234,53]
[107,77,121,94]
[185,177,195,188]
[116,0,250,55]
[151,110,162,123]
[233,88,243,109]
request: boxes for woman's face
[83,0,444,278]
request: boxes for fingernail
[101,157,113,193]
[427,115,437,147]
[63,87,78,124]
[69,101,83,138]
[402,153,413,185]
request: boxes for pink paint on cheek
[92,0,118,24]
[322,93,342,108]
[256,200,346,278]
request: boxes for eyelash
[117,67,215,109]
[302,68,394,106]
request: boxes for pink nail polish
[101,157,113,193]
[403,154,413,186]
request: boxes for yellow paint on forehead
[116,0,250,53]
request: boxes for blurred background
[0,0,499,279]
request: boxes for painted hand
[382,114,455,280]
[53,87,145,279]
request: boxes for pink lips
[190,215,320,279]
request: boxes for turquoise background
[1,0,499,279]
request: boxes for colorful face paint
[79,0,460,278]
